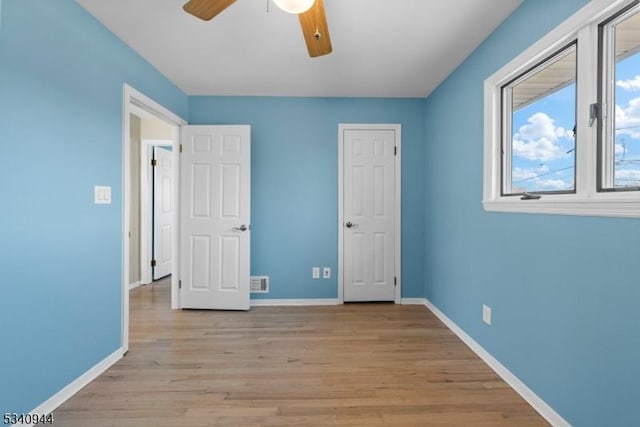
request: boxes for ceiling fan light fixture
[273,0,314,14]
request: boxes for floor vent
[250,276,269,293]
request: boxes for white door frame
[140,140,172,286]
[337,124,402,304]
[122,84,186,353]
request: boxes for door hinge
[179,280,182,289]
[151,159,157,167]
[151,259,157,267]
[179,143,183,153]
[394,276,397,286]
[394,146,397,156]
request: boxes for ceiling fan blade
[183,0,236,21]
[298,0,332,57]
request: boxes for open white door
[342,127,397,302]
[153,146,173,280]
[180,125,251,310]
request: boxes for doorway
[130,113,175,288]
[338,124,402,303]
[122,84,186,352]
[138,140,174,285]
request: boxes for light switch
[482,304,492,325]
[94,186,112,204]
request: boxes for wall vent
[250,276,269,293]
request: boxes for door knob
[345,221,358,228]
[232,224,249,232]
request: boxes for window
[599,5,640,191]
[502,43,577,195]
[484,0,640,217]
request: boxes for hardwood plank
[52,278,548,426]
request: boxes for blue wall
[423,0,640,426]
[0,0,187,413]
[4,0,638,424]
[189,97,426,300]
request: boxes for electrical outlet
[323,267,331,279]
[482,304,492,325]
[312,267,320,279]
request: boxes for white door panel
[343,129,396,302]
[153,146,173,280]
[180,125,250,310]
[220,235,240,290]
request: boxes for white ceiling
[76,0,523,98]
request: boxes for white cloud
[512,165,549,181]
[615,169,640,184]
[513,113,573,161]
[512,177,571,192]
[616,98,640,139]
[512,167,538,181]
[513,137,566,161]
[536,179,571,191]
[616,75,640,91]
[511,166,572,191]
[518,112,563,141]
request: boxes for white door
[343,128,396,302]
[153,146,173,280]
[180,125,251,310]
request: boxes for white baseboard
[23,348,123,426]
[250,298,426,306]
[401,298,427,305]
[424,299,570,427]
[250,298,340,306]
[129,280,142,290]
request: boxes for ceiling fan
[182,0,332,57]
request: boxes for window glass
[503,45,577,194]
[609,10,640,188]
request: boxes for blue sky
[613,53,640,187]
[511,83,576,193]
[510,50,640,192]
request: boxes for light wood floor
[53,278,547,426]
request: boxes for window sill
[483,196,640,218]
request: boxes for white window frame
[483,0,640,218]
[501,42,578,196]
